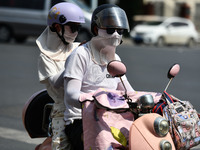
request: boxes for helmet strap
[55,25,69,45]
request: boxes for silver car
[130,16,199,47]
[0,0,92,43]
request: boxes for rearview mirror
[164,63,180,92]
[107,60,126,77]
[167,64,180,79]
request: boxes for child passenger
[37,2,85,150]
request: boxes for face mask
[98,28,122,47]
[61,26,78,43]
[90,28,123,65]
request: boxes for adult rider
[63,4,134,150]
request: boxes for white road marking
[0,126,45,145]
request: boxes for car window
[50,0,91,12]
[170,22,188,27]
[0,0,45,10]
[51,0,65,7]
[70,0,92,12]
[141,21,163,25]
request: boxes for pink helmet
[47,2,85,26]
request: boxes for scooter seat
[22,89,54,138]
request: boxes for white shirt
[63,42,127,124]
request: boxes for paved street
[0,39,200,149]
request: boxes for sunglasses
[106,28,124,35]
[66,23,82,33]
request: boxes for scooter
[108,60,177,150]
[22,61,179,150]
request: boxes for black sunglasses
[106,28,124,35]
[66,23,82,33]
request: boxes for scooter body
[23,90,175,150]
[129,113,175,150]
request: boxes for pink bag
[79,88,162,150]
[162,91,200,149]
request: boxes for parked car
[0,0,92,43]
[130,16,199,47]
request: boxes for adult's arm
[64,77,82,108]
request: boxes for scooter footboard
[22,89,54,138]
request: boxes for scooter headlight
[160,140,172,150]
[154,117,169,137]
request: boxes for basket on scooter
[22,89,54,138]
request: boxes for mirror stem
[119,77,128,99]
[164,78,173,92]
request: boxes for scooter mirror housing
[164,63,181,92]
[107,60,127,77]
[167,64,180,79]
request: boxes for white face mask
[89,28,123,65]
[61,26,78,43]
[97,28,122,47]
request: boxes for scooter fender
[129,113,175,150]
[22,89,54,138]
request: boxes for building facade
[143,0,200,31]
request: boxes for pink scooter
[107,60,178,150]
[22,61,179,150]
